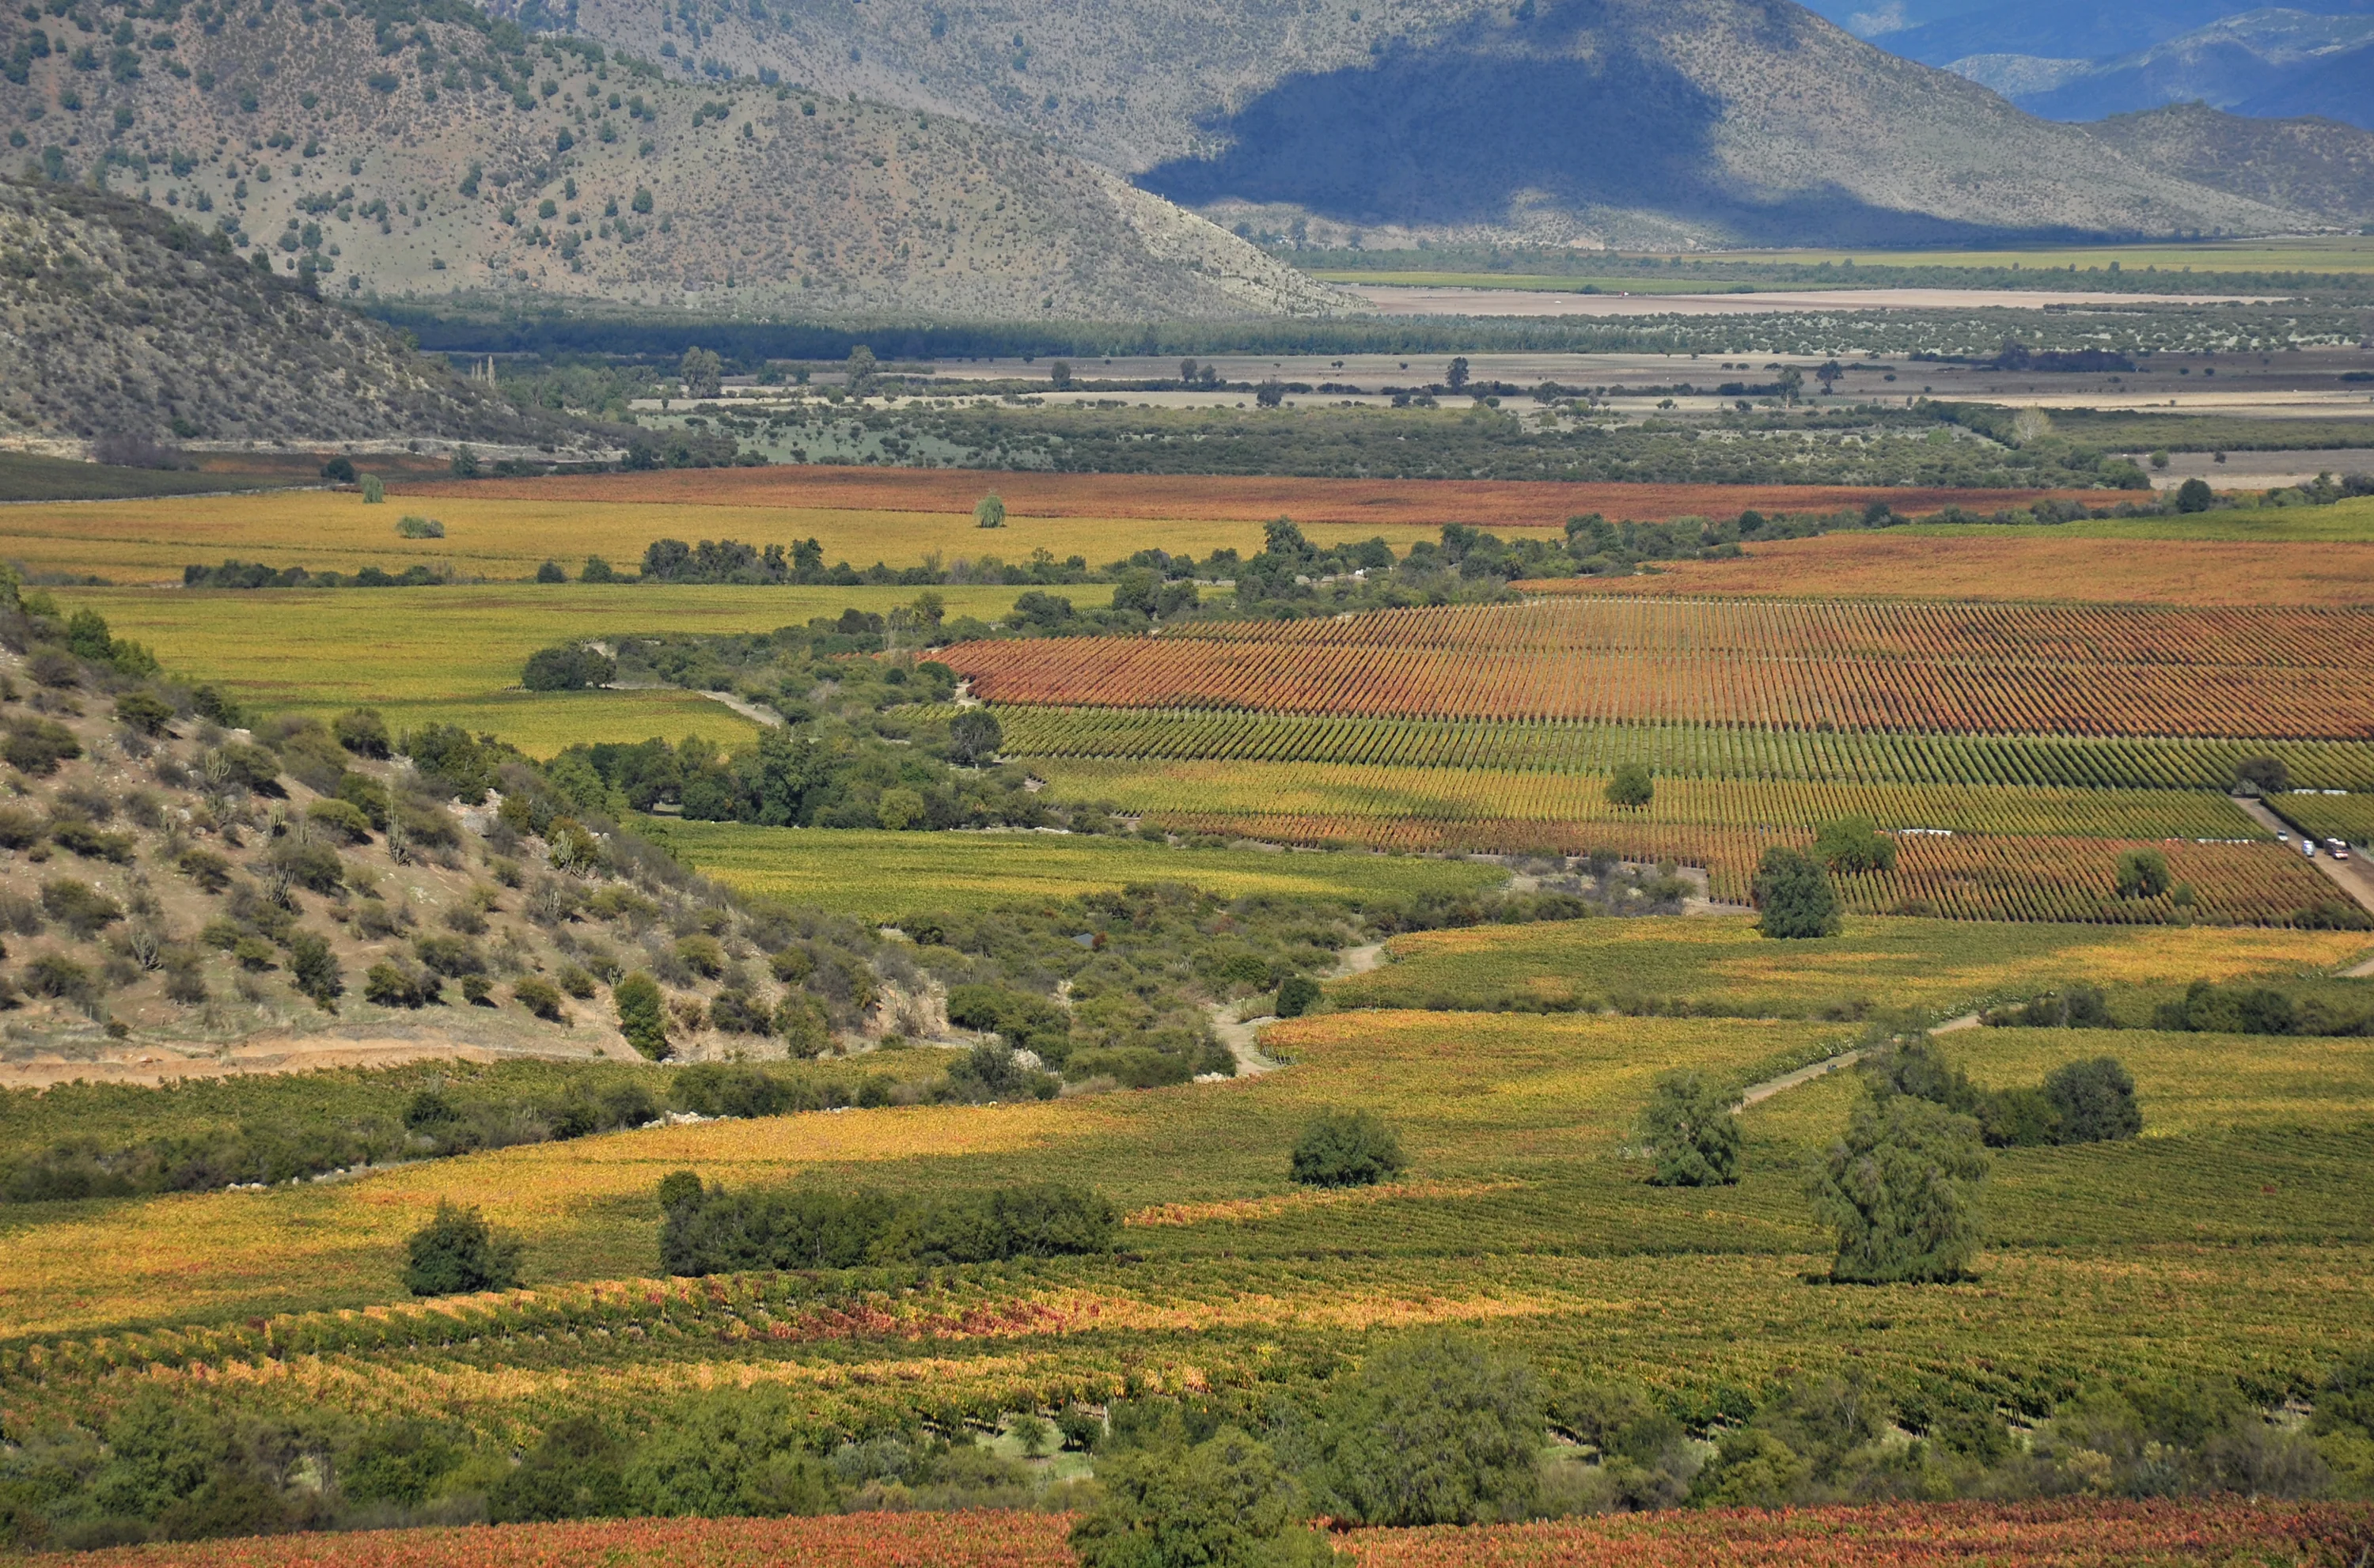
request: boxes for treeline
[657,1173,1119,1274]
[1989,978,2374,1038]
[181,560,456,589]
[1861,1038,2141,1149]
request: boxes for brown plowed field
[1523,532,2374,607]
[398,466,2101,528]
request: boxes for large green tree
[1306,1333,1544,1526]
[1811,1094,1990,1284]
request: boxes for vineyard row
[999,709,2374,793]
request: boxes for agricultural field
[648,823,1511,921]
[41,1501,2374,1568]
[1330,915,2372,1020]
[1526,528,2374,606]
[2271,793,2374,847]
[951,599,2374,739]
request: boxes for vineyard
[949,600,2374,739]
[2270,793,2374,846]
[999,710,2374,793]
[44,1502,2374,1568]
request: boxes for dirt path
[607,680,785,729]
[1209,941,1391,1078]
[1732,1013,1980,1110]
[0,1032,631,1090]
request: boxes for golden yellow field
[0,490,1440,585]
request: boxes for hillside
[0,181,556,451]
[1983,9,2374,132]
[0,1,1341,319]
[545,0,2324,246]
[2084,103,2374,226]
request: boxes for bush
[660,1176,1118,1275]
[2042,1056,2142,1143]
[973,493,1007,528]
[1604,763,1652,809]
[362,960,438,1008]
[1290,1110,1406,1188]
[395,514,446,539]
[615,971,669,1059]
[1307,1332,1543,1526]
[2115,847,2171,900]
[3,716,82,775]
[1636,1069,1740,1186]
[514,975,567,1021]
[1811,1093,1989,1284]
[114,690,176,736]
[947,709,1003,765]
[1753,846,1839,938]
[333,708,392,758]
[287,931,343,1009]
[521,644,618,691]
[40,878,123,937]
[1275,975,1322,1017]
[2175,477,2215,513]
[2232,755,2289,795]
[487,1416,628,1523]
[305,797,375,843]
[1813,816,1897,873]
[402,1200,525,1295]
[1071,1426,1335,1568]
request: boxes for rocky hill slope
[2084,104,2374,227]
[0,0,1340,318]
[0,181,556,449]
[546,0,2324,245]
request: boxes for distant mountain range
[1803,0,2374,130]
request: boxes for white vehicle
[2277,831,2292,843]
[2301,839,2318,858]
[2328,839,2353,861]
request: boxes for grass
[0,451,303,504]
[56,583,1083,737]
[643,821,1511,920]
[1329,915,2374,1021]
[0,487,1443,585]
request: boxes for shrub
[0,806,44,850]
[946,709,1003,765]
[2042,1056,2142,1144]
[536,561,567,583]
[615,971,669,1059]
[674,934,726,978]
[403,1200,525,1296]
[40,878,122,937]
[2232,755,2289,795]
[660,1177,1117,1275]
[414,934,486,978]
[50,816,135,863]
[1813,815,1897,873]
[1753,846,1839,938]
[1636,1069,1741,1186]
[1291,1109,1406,1187]
[25,952,97,1002]
[270,837,346,895]
[395,514,446,539]
[177,847,233,892]
[973,493,1007,528]
[521,644,618,691]
[360,474,386,503]
[1307,1332,1543,1526]
[1604,763,1652,809]
[114,690,176,736]
[514,975,567,1021]
[362,960,438,1008]
[2175,477,2214,513]
[333,708,392,758]
[305,797,375,843]
[2115,847,2171,900]
[1811,1093,1989,1284]
[287,931,343,1009]
[3,716,82,775]
[1071,1426,1333,1568]
[1275,975,1322,1017]
[487,1415,628,1524]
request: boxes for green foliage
[1753,847,1839,938]
[658,1176,1118,1275]
[1811,1093,1990,1284]
[613,971,669,1060]
[2116,847,2172,900]
[1275,975,1322,1018]
[1071,1426,1335,1568]
[1604,763,1653,809]
[487,1415,626,1523]
[521,644,618,691]
[2042,1057,2143,1144]
[1636,1070,1740,1187]
[974,492,1007,529]
[1812,816,1898,873]
[1306,1332,1544,1525]
[402,1201,525,1297]
[621,1388,834,1518]
[1291,1110,1406,1188]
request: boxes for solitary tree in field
[1813,816,1896,873]
[1637,1070,1740,1187]
[1815,360,1844,396]
[2114,847,2171,900]
[975,492,1007,528]
[845,344,879,396]
[1446,356,1470,392]
[2232,755,2289,796]
[404,1202,526,1296]
[1811,1093,1989,1283]
[1754,846,1839,938]
[1291,1110,1405,1187]
[1606,763,1653,809]
[1049,360,1073,390]
[679,346,722,398]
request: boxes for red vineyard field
[949,601,2374,740]
[1147,814,2349,926]
[51,1501,2373,1568]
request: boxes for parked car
[2302,839,2318,858]
[2327,839,2352,861]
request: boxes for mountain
[0,0,1342,320]
[1800,0,2373,65]
[0,179,560,451]
[2083,103,2374,224]
[1960,9,2374,131]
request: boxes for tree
[535,560,567,583]
[114,690,176,736]
[1815,359,1844,396]
[1446,356,1470,392]
[845,344,878,397]
[2232,755,2289,796]
[1071,1426,1335,1568]
[1291,1110,1406,1187]
[403,1201,525,1296]
[679,347,722,399]
[1605,763,1653,809]
[1179,358,1200,386]
[614,971,669,1060]
[1812,816,1897,873]
[2114,847,2171,900]
[2175,477,2214,513]
[1049,360,1073,390]
[974,492,1007,528]
[1811,1093,1989,1284]
[2042,1057,2141,1143]
[1636,1070,1740,1186]
[287,931,343,1011]
[1754,846,1839,938]
[448,445,480,479]
[1256,378,1286,408]
[1308,1333,1544,1526]
[521,644,617,691]
[1276,975,1322,1017]
[947,709,1003,765]
[359,473,385,503]
[320,455,356,483]
[487,1416,628,1523]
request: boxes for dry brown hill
[2083,104,2374,229]
[553,0,2327,246]
[0,0,1342,318]
[0,179,557,449]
